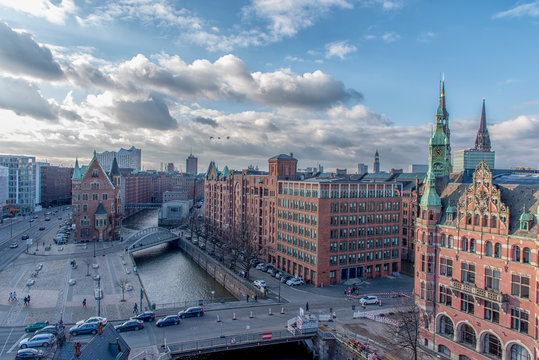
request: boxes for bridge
[126,227,180,253]
[162,330,316,358]
[124,203,162,209]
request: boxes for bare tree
[382,296,423,360]
[228,217,262,280]
[82,258,92,276]
[117,278,129,302]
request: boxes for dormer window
[92,169,98,177]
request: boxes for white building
[0,165,8,208]
[0,155,41,213]
[97,146,141,172]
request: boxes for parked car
[10,242,18,248]
[114,319,144,332]
[19,334,56,348]
[25,322,49,333]
[280,275,292,283]
[69,322,98,336]
[34,325,58,336]
[178,307,204,318]
[44,217,50,221]
[38,227,45,231]
[255,262,266,270]
[28,219,34,223]
[21,234,30,240]
[132,311,155,322]
[269,268,278,276]
[286,278,304,286]
[253,280,267,289]
[359,295,379,305]
[156,315,180,327]
[15,348,44,359]
[76,316,107,326]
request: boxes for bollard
[268,308,273,316]
[217,315,221,322]
[280,306,285,314]
[249,311,254,318]
[379,299,382,307]
[233,313,237,320]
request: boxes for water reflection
[124,210,233,304]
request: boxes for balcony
[450,279,502,302]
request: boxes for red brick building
[72,154,122,242]
[415,82,539,360]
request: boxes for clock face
[434,147,443,156]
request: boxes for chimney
[289,153,293,158]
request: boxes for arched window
[461,237,469,252]
[494,243,502,258]
[422,232,426,244]
[475,214,480,225]
[470,239,476,253]
[483,333,502,358]
[512,246,521,262]
[438,344,451,356]
[523,248,530,264]
[448,236,454,248]
[460,324,476,348]
[439,315,454,337]
[483,215,489,227]
[466,214,472,225]
[510,344,531,360]
[441,234,446,247]
[491,215,497,228]
[485,241,493,257]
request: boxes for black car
[15,348,44,359]
[38,227,45,231]
[156,315,180,327]
[114,319,144,332]
[21,234,29,240]
[133,311,155,322]
[34,325,58,336]
[178,307,204,319]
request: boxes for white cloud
[417,31,436,43]
[0,0,76,24]
[381,32,400,43]
[325,40,357,59]
[493,1,539,19]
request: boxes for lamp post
[278,279,281,303]
[211,290,215,304]
[140,288,143,312]
[97,277,101,317]
[10,216,13,239]
[93,238,96,258]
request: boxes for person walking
[23,297,27,306]
[254,294,257,302]
[13,291,16,301]
[133,303,138,314]
[8,292,12,302]
[82,298,87,308]
[27,295,30,304]
[306,302,309,312]
[246,294,249,303]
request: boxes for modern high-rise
[453,99,495,173]
[40,165,73,208]
[186,154,198,175]
[97,146,141,172]
[358,163,368,175]
[415,81,539,360]
[0,165,8,210]
[0,155,39,214]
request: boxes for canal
[123,209,233,305]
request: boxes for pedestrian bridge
[162,330,316,358]
[126,227,179,253]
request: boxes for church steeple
[373,150,380,173]
[428,77,451,179]
[474,98,491,151]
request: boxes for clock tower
[428,78,451,179]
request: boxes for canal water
[123,209,233,305]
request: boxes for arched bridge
[126,227,180,253]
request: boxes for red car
[44,217,51,221]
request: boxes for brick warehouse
[205,154,405,287]
[72,153,122,242]
[415,80,539,360]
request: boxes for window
[511,308,529,334]
[440,257,453,277]
[439,286,452,306]
[510,344,531,360]
[447,235,454,248]
[102,193,108,200]
[438,345,451,356]
[92,194,98,201]
[469,238,476,253]
[485,268,500,291]
[439,315,454,337]
[330,242,337,252]
[484,301,499,324]
[460,293,474,314]
[461,237,468,251]
[427,282,434,301]
[523,247,530,263]
[483,333,502,359]
[329,256,337,266]
[427,255,434,273]
[512,274,530,299]
[485,241,493,256]
[461,263,475,284]
[512,246,521,262]
[494,243,502,258]
[459,324,476,348]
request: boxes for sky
[1,0,539,173]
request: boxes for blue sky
[0,0,538,172]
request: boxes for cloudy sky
[1,0,539,173]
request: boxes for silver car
[19,333,56,348]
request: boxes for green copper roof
[429,125,447,146]
[219,165,230,180]
[520,206,534,222]
[72,158,82,180]
[420,171,441,207]
[446,205,457,213]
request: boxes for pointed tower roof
[95,202,107,215]
[72,158,82,180]
[420,169,441,208]
[474,98,491,151]
[109,156,120,177]
[436,78,449,120]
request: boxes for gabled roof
[268,154,296,161]
[95,202,107,215]
[109,156,121,178]
[72,158,82,180]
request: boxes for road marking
[7,332,26,354]
[0,328,13,356]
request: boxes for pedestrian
[306,302,309,312]
[133,303,138,314]
[246,294,249,303]
[13,291,16,301]
[8,292,12,302]
[82,298,87,308]
[27,295,30,304]
[23,297,27,306]
[254,294,257,302]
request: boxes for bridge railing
[125,227,166,243]
[152,297,237,311]
[165,330,313,354]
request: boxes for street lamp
[93,238,96,258]
[140,288,144,312]
[211,290,215,304]
[97,277,101,317]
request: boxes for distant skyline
[1,1,539,172]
